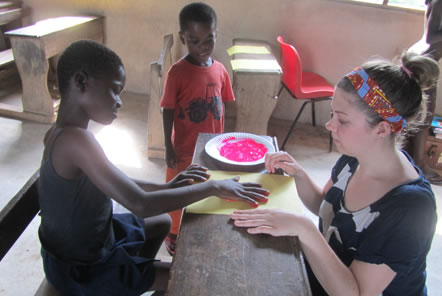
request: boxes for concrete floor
[0,90,441,295]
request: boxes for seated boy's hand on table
[168,164,210,188]
[214,176,270,208]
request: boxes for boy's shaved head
[57,40,123,97]
[179,2,217,32]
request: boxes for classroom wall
[19,0,440,125]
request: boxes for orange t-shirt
[160,58,235,158]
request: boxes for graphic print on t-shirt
[184,83,222,123]
[320,163,380,248]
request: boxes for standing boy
[160,2,235,255]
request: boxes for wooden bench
[0,7,21,26]
[0,1,20,11]
[0,170,60,296]
[0,4,21,67]
[0,47,13,67]
[0,3,23,51]
[0,170,40,261]
[147,33,173,159]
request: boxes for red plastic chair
[276,36,334,151]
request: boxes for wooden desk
[166,133,312,296]
[0,7,20,26]
[229,39,282,135]
[2,16,104,123]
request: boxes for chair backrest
[277,36,303,97]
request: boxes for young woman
[231,51,439,295]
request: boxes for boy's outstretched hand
[168,164,210,188]
[213,176,270,207]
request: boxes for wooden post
[147,34,173,159]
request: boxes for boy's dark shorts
[41,213,156,296]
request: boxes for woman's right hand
[212,176,270,207]
[265,151,303,177]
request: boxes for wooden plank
[167,213,311,296]
[0,170,40,261]
[0,2,17,10]
[5,16,98,38]
[0,8,21,25]
[147,34,173,160]
[0,48,13,66]
[0,102,56,123]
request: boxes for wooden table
[229,39,282,135]
[166,133,312,296]
[2,15,104,123]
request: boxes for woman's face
[325,87,376,156]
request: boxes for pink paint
[219,137,268,162]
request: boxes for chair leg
[280,101,310,151]
[311,102,316,126]
[276,84,285,99]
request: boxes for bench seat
[0,48,14,67]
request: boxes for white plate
[205,133,275,166]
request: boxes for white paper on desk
[186,170,303,215]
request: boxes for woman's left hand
[168,164,211,188]
[230,208,309,237]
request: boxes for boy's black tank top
[38,127,115,264]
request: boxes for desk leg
[9,38,55,123]
[233,72,280,135]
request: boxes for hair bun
[402,51,440,91]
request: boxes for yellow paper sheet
[230,59,281,71]
[186,171,303,215]
[226,45,271,56]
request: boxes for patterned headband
[345,67,406,134]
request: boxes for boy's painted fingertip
[260,198,269,204]
[250,202,259,208]
[263,190,270,196]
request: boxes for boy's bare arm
[163,108,174,148]
[132,178,167,191]
[54,128,267,218]
[163,108,176,167]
